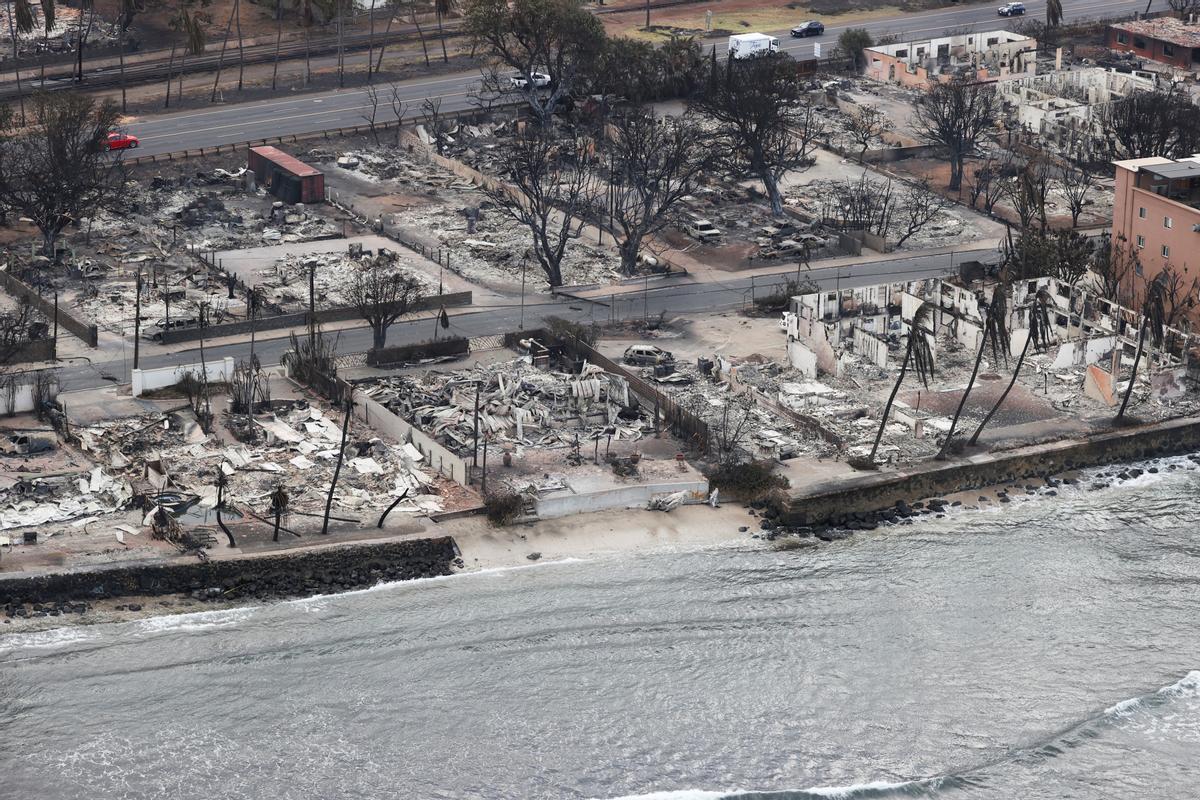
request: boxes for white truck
[728,33,780,60]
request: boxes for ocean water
[2,457,1198,799]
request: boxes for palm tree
[165,5,206,108]
[862,301,936,468]
[270,484,289,542]
[210,0,240,101]
[937,285,1010,458]
[215,471,237,547]
[408,0,431,68]
[321,391,353,534]
[7,0,39,123]
[1046,0,1063,27]
[1116,273,1167,421]
[434,0,452,63]
[968,286,1054,446]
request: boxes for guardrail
[123,104,518,169]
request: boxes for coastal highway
[124,0,1167,157]
[57,248,993,392]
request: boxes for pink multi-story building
[1111,155,1200,302]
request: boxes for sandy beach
[1,503,757,635]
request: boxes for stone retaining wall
[0,536,459,606]
[783,416,1200,527]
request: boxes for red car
[105,132,139,151]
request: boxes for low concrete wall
[782,415,1200,527]
[0,537,459,606]
[0,270,98,347]
[132,356,236,397]
[535,480,709,519]
[353,391,471,486]
[157,291,473,345]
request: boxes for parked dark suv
[791,21,825,37]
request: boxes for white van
[728,33,780,60]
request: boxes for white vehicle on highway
[509,71,551,90]
[727,33,780,60]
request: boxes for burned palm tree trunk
[271,0,282,90]
[164,43,176,107]
[235,0,245,91]
[8,0,27,123]
[374,2,397,73]
[938,288,1009,458]
[1117,274,1167,420]
[321,392,353,535]
[270,484,288,542]
[969,287,1053,446]
[211,0,237,102]
[216,472,236,547]
[865,302,936,466]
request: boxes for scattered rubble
[258,246,438,310]
[357,357,647,458]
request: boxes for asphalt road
[57,248,993,392]
[120,0,1165,157]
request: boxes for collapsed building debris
[357,357,646,458]
[259,245,438,310]
[320,140,623,289]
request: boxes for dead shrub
[706,460,786,502]
[484,491,525,527]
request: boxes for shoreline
[0,505,755,636]
[7,411,1200,637]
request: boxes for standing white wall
[132,357,236,397]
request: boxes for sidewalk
[561,239,1003,301]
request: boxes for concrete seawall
[782,416,1200,527]
[0,537,459,607]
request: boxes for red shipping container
[248,146,325,204]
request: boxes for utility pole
[472,383,481,468]
[308,262,316,350]
[519,258,527,329]
[133,268,142,370]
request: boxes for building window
[895,49,908,58]
[1117,32,1129,44]
[1162,244,1171,258]
[1134,37,1147,48]
[1136,262,1144,276]
[1163,43,1175,57]
[1136,235,1146,248]
[1139,207,1147,218]
[1164,216,1173,228]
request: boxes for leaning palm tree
[968,286,1054,446]
[321,391,353,535]
[1116,273,1168,421]
[861,301,936,468]
[1046,0,1063,27]
[937,285,1010,458]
